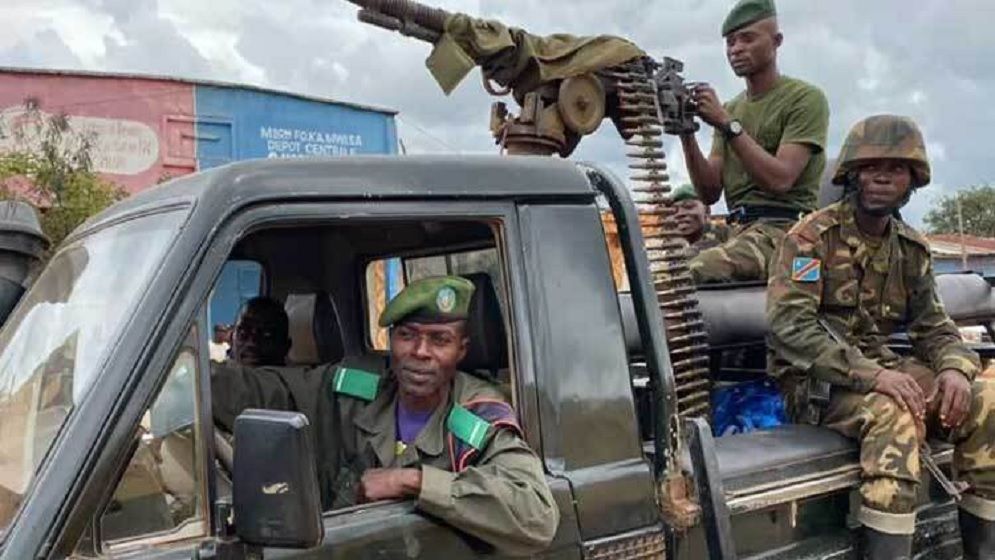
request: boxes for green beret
[722,0,777,36]
[671,184,700,203]
[379,276,476,327]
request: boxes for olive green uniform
[767,198,995,532]
[212,356,559,555]
[690,75,829,284]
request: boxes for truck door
[72,200,580,559]
[70,309,221,559]
[516,202,665,554]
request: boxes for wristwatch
[722,119,744,140]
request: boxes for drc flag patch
[791,257,822,283]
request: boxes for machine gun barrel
[346,0,450,42]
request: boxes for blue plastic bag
[712,379,787,436]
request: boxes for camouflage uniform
[768,115,995,540]
[690,220,792,281]
[686,221,732,259]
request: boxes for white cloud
[1,0,993,228]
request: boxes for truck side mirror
[233,409,324,548]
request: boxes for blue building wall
[195,85,398,328]
[194,85,397,169]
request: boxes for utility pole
[957,193,968,271]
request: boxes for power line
[395,115,458,152]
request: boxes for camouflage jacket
[767,198,980,392]
[687,221,733,258]
[211,356,558,555]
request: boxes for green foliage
[0,104,125,249]
[924,185,995,237]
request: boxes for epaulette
[447,398,523,472]
[331,366,380,401]
[329,355,387,402]
[788,203,841,244]
[446,405,493,450]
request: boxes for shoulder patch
[446,404,491,450]
[791,257,822,283]
[331,367,380,401]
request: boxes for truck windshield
[0,209,185,535]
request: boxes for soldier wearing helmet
[767,115,995,559]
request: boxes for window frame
[207,258,268,334]
[352,215,525,425]
[363,241,506,353]
[79,307,216,557]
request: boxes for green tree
[924,185,995,237]
[0,103,125,249]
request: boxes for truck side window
[96,323,209,552]
[207,217,520,525]
[365,248,507,351]
[208,259,264,359]
[599,211,632,291]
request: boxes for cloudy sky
[2,0,994,226]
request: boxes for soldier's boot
[959,499,995,560]
[862,527,912,560]
[858,505,915,559]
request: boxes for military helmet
[831,115,930,187]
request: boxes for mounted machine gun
[345,0,715,533]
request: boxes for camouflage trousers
[688,220,792,284]
[820,358,995,523]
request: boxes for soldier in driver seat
[212,276,559,555]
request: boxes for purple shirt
[396,401,434,444]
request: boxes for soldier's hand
[873,369,927,420]
[929,370,972,429]
[356,468,422,503]
[691,85,730,129]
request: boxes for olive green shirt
[767,198,981,392]
[211,357,559,555]
[711,75,829,212]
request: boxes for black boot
[959,509,995,560]
[863,526,912,560]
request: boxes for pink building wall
[0,72,196,194]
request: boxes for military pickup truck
[0,156,991,559]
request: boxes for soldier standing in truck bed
[767,115,995,559]
[678,0,829,284]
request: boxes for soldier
[679,0,829,284]
[212,276,559,555]
[671,184,731,258]
[229,296,291,366]
[767,115,995,559]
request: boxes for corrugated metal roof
[0,65,398,116]
[927,234,995,257]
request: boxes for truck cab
[0,156,990,559]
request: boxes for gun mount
[345,0,697,156]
